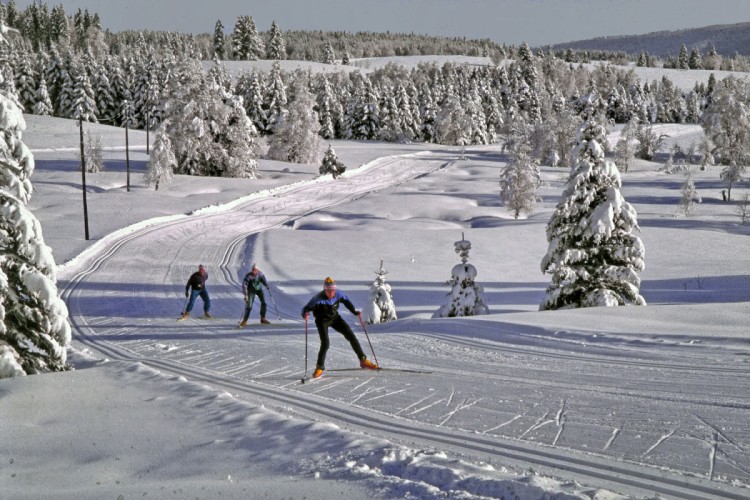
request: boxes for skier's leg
[332,316,366,360]
[185,289,199,313]
[201,289,211,313]
[243,294,255,322]
[315,320,331,369]
[258,290,267,318]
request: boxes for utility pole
[146,107,150,155]
[78,113,90,240]
[123,100,131,192]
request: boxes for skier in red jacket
[180,264,211,320]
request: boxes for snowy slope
[3,108,750,499]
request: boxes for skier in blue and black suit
[301,277,379,379]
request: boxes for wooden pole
[125,116,130,192]
[79,116,90,240]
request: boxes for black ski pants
[315,315,365,369]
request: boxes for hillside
[547,21,750,57]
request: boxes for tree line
[0,1,746,194]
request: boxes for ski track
[59,152,750,499]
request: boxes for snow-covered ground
[3,91,750,498]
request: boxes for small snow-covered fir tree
[434,234,489,318]
[0,70,71,378]
[540,119,646,310]
[82,133,103,173]
[720,162,745,201]
[364,260,397,325]
[680,169,701,216]
[615,117,639,173]
[319,143,346,178]
[145,124,176,190]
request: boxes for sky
[9,0,750,47]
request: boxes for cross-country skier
[301,277,379,378]
[179,264,211,320]
[239,263,271,327]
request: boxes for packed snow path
[59,153,750,499]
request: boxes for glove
[302,312,310,320]
[354,310,361,316]
[185,291,189,298]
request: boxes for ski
[299,375,324,384]
[329,367,433,374]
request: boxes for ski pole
[304,315,309,376]
[358,314,379,367]
[267,287,281,320]
[238,301,248,326]
[181,295,189,315]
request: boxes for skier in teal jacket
[240,264,271,327]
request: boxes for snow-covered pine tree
[32,77,53,116]
[615,117,639,173]
[267,82,321,163]
[720,162,745,201]
[352,77,380,140]
[319,143,346,178]
[0,69,71,378]
[499,134,541,219]
[435,93,471,146]
[13,48,36,111]
[145,123,176,190]
[232,15,265,61]
[92,65,117,125]
[322,42,336,64]
[377,84,402,142]
[680,169,701,216]
[82,133,103,173]
[223,95,263,178]
[316,76,335,139]
[160,59,261,178]
[364,259,397,325]
[231,16,247,60]
[434,234,489,318]
[264,61,287,133]
[107,56,132,126]
[418,82,438,143]
[237,70,268,134]
[244,16,265,60]
[213,20,225,60]
[540,119,646,310]
[266,20,285,60]
[465,89,489,145]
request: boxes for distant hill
[547,22,750,58]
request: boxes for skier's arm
[242,274,249,298]
[301,295,316,318]
[341,295,359,316]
